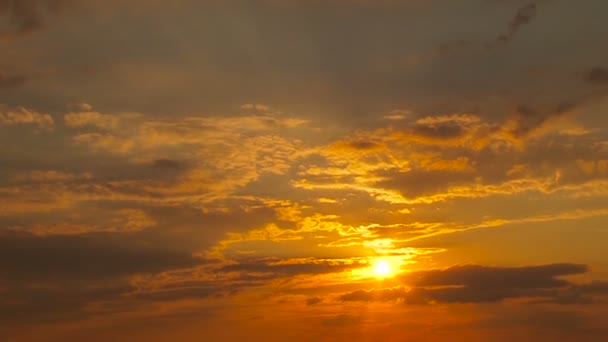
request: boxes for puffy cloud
[577,159,608,175]
[40,104,307,210]
[0,105,54,128]
[293,107,607,207]
[64,110,120,129]
[383,110,412,121]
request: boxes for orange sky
[1,1,608,341]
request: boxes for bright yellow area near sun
[374,260,393,278]
[350,257,400,279]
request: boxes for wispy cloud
[496,2,538,45]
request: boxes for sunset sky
[2,1,608,341]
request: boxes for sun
[374,260,392,278]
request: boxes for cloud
[0,72,26,87]
[0,0,70,38]
[150,158,184,170]
[411,115,481,141]
[405,263,586,288]
[1,2,608,339]
[340,263,608,304]
[9,170,92,183]
[496,2,537,44]
[0,230,206,327]
[294,106,607,207]
[358,207,608,245]
[24,208,157,236]
[64,109,120,129]
[391,113,507,149]
[0,282,130,326]
[585,67,608,85]
[306,297,322,306]
[504,104,570,140]
[219,257,366,276]
[0,104,54,128]
[440,2,540,53]
[127,256,368,304]
[3,102,600,242]
[0,103,311,223]
[383,110,412,121]
[0,232,200,280]
[62,104,305,204]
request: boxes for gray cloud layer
[0,232,202,281]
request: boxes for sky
[1,0,608,341]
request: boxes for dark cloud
[0,283,131,326]
[502,65,608,139]
[0,72,26,88]
[441,2,540,53]
[406,263,586,289]
[397,114,489,145]
[0,0,70,37]
[0,232,201,281]
[507,3,537,32]
[539,281,608,305]
[585,67,608,85]
[151,158,184,170]
[412,121,468,140]
[120,258,367,303]
[507,102,573,139]
[0,231,208,327]
[376,169,475,198]
[306,297,322,306]
[496,2,537,44]
[347,140,381,150]
[339,264,608,304]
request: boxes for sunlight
[350,257,402,280]
[374,260,392,278]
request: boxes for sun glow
[374,260,392,278]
